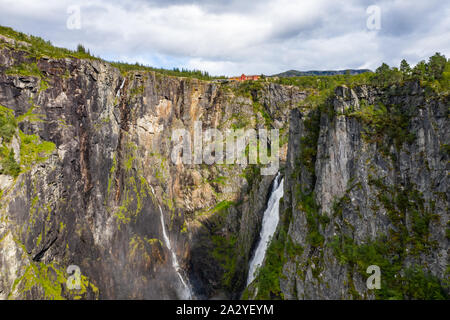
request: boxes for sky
[0,0,448,76]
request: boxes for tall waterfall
[246,173,284,286]
[150,186,192,299]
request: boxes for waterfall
[150,186,192,299]
[246,173,284,286]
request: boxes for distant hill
[271,69,372,77]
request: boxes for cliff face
[277,83,449,299]
[0,35,305,299]
[0,32,448,300]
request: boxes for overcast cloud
[0,0,448,76]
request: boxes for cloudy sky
[0,0,448,76]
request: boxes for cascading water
[246,173,284,286]
[150,186,192,299]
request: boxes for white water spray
[150,186,192,299]
[246,173,284,286]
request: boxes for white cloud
[0,0,448,76]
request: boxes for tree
[375,63,392,85]
[427,52,447,80]
[400,59,411,77]
[76,44,86,54]
[412,60,427,80]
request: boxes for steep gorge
[0,31,448,300]
[0,32,305,299]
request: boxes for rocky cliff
[0,31,307,299]
[248,82,449,299]
[0,29,448,300]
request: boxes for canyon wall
[0,33,448,300]
[0,35,305,299]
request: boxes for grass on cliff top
[270,53,449,98]
[110,61,226,80]
[0,25,225,81]
[0,25,97,60]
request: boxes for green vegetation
[0,104,55,177]
[111,62,225,80]
[209,200,235,214]
[240,165,261,187]
[199,199,243,293]
[211,233,238,290]
[0,25,225,81]
[0,147,20,177]
[10,259,99,300]
[298,109,321,176]
[330,177,446,299]
[5,62,50,92]
[346,101,416,155]
[251,206,293,299]
[0,25,97,60]
[0,105,20,177]
[296,191,329,247]
[0,105,17,143]
[271,53,449,96]
[252,53,448,300]
[6,61,42,77]
[19,131,55,169]
[252,232,287,299]
[330,235,448,299]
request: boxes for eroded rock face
[279,84,449,299]
[0,41,305,299]
[1,35,447,301]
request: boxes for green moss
[16,104,46,123]
[330,235,448,299]
[211,234,238,291]
[6,62,43,77]
[330,177,446,299]
[285,236,304,259]
[5,62,50,92]
[0,105,17,142]
[209,200,235,215]
[114,174,150,228]
[440,143,450,157]
[106,154,117,197]
[252,101,272,127]
[9,257,99,300]
[36,233,42,246]
[19,130,55,169]
[180,221,188,233]
[10,262,66,300]
[0,104,55,176]
[129,85,145,97]
[347,102,415,154]
[296,190,328,248]
[298,108,321,176]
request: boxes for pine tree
[400,59,411,77]
[412,60,427,80]
[76,44,86,54]
[427,53,447,80]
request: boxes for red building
[230,74,261,81]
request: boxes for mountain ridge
[271,69,372,77]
